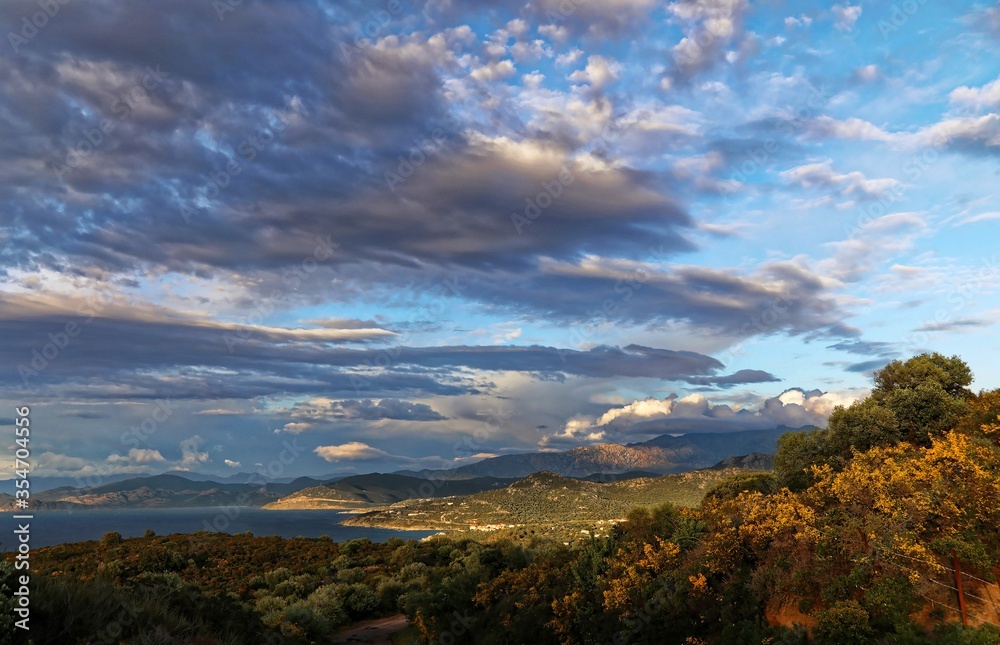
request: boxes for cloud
[912,318,993,333]
[950,77,1000,111]
[224,459,241,468]
[543,387,857,445]
[313,441,487,469]
[818,212,928,282]
[952,212,1000,227]
[827,339,898,357]
[464,255,857,339]
[276,397,448,433]
[568,55,621,91]
[683,369,781,388]
[781,160,900,202]
[177,436,209,471]
[854,65,880,82]
[804,114,1000,156]
[845,359,891,374]
[3,289,797,403]
[104,448,166,467]
[832,4,862,31]
[668,0,750,82]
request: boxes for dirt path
[332,614,410,644]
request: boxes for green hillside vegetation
[263,473,518,510]
[343,467,759,541]
[3,474,328,511]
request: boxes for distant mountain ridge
[4,474,329,511]
[262,473,518,510]
[398,427,799,479]
[0,428,800,512]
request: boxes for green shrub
[814,600,874,644]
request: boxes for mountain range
[396,427,795,479]
[0,427,797,511]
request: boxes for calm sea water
[1,507,436,550]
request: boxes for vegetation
[4,354,1000,643]
[343,467,752,542]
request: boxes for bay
[1,507,437,550]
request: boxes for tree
[776,354,975,488]
[774,428,829,491]
[872,352,972,400]
[825,399,899,457]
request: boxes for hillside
[262,473,517,510]
[1,474,326,511]
[709,451,774,470]
[399,427,793,479]
[342,467,755,537]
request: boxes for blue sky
[1,0,999,479]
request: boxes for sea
[1,507,437,550]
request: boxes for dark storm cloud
[0,0,694,280]
[0,0,856,355]
[281,398,447,424]
[0,295,777,401]
[444,258,857,338]
[684,369,780,388]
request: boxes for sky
[1,0,999,481]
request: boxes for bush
[814,600,874,644]
[704,472,778,502]
[338,583,380,619]
[306,584,349,628]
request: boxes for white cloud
[819,211,928,282]
[855,65,879,82]
[315,441,388,461]
[470,59,516,82]
[543,388,858,446]
[832,4,862,31]
[224,459,242,468]
[781,159,901,202]
[568,55,621,90]
[949,77,1000,111]
[669,0,749,77]
[555,48,584,66]
[784,15,813,29]
[953,212,1000,227]
[177,435,209,471]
